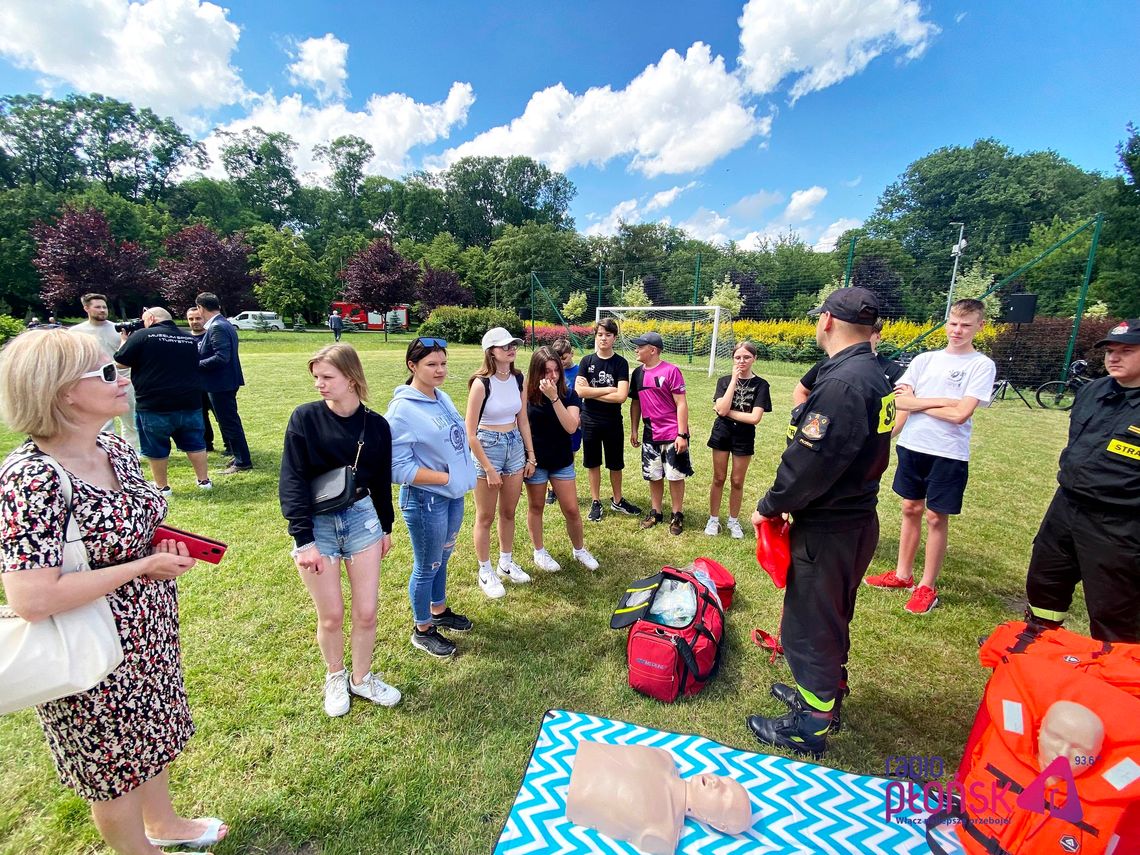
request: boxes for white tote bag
[0,454,124,715]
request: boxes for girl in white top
[466,327,536,599]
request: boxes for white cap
[481,327,524,350]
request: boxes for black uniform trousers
[781,513,879,707]
[1027,488,1140,643]
[201,392,216,451]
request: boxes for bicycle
[1035,360,1091,410]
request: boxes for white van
[229,311,285,331]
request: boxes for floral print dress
[0,434,194,801]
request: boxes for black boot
[746,695,830,759]
[770,681,848,733]
[1024,607,1063,634]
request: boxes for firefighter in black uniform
[747,287,896,758]
[1026,319,1140,643]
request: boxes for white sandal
[146,816,227,849]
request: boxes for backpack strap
[476,373,525,423]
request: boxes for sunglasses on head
[416,337,448,349]
[80,362,119,383]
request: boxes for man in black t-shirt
[792,318,904,406]
[574,319,643,522]
[114,306,212,493]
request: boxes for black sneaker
[771,682,847,734]
[746,701,829,759]
[587,500,604,522]
[610,496,642,516]
[669,512,684,535]
[411,626,456,658]
[640,510,663,530]
[546,488,557,505]
[431,607,473,633]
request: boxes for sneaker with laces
[704,516,721,536]
[640,510,663,529]
[478,567,506,599]
[323,669,350,717]
[545,488,557,505]
[610,496,642,516]
[669,512,684,536]
[905,585,939,615]
[349,672,401,707]
[411,626,456,658]
[573,548,599,571]
[497,560,532,584]
[197,479,213,491]
[587,499,604,522]
[431,607,472,632]
[726,518,745,539]
[532,548,561,573]
[864,569,915,590]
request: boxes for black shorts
[582,419,624,470]
[892,446,969,515]
[706,419,755,456]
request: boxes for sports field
[0,333,1076,854]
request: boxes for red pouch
[754,517,790,588]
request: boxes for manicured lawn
[0,335,1075,854]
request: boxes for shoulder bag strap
[0,451,89,574]
[350,406,368,472]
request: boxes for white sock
[709,516,719,524]
[499,551,513,567]
[535,547,549,557]
[727,516,738,524]
[573,547,589,557]
[478,559,493,574]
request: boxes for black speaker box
[996,294,1038,324]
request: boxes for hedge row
[417,306,525,345]
[0,316,26,346]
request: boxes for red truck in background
[330,302,409,331]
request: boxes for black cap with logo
[1095,319,1140,347]
[807,287,881,326]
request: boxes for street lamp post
[945,222,966,319]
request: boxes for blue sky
[1,0,1136,250]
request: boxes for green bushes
[417,306,525,345]
[0,316,25,345]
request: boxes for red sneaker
[905,585,939,615]
[863,570,915,590]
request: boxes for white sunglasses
[80,363,119,383]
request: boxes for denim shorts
[312,496,384,560]
[136,408,206,460]
[524,462,576,485]
[473,427,525,477]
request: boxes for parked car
[230,310,285,331]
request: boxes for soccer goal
[595,305,736,376]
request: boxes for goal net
[595,305,736,377]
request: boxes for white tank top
[480,374,522,425]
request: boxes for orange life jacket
[930,629,1140,855]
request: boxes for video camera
[114,318,145,334]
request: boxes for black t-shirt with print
[577,352,629,426]
[712,374,772,436]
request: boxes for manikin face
[685,773,752,834]
[410,351,448,388]
[84,299,109,323]
[1037,701,1105,778]
[310,360,355,402]
[1105,343,1140,387]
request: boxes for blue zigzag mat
[495,709,960,854]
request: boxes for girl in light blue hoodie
[385,337,478,658]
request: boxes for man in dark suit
[196,292,253,473]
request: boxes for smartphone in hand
[152,525,227,564]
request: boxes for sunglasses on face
[416,337,448,349]
[80,363,119,383]
[497,343,518,351]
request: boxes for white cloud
[584,198,640,237]
[954,12,967,24]
[843,175,863,188]
[433,42,770,178]
[783,186,827,221]
[0,0,247,125]
[678,208,732,244]
[645,182,697,212]
[287,34,348,103]
[812,217,863,252]
[728,189,784,219]
[200,82,475,181]
[737,0,939,102]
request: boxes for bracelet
[291,542,316,557]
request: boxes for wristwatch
[678,432,690,440]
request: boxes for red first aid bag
[612,567,726,703]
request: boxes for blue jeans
[400,486,465,625]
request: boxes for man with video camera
[113,306,213,495]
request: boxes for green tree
[254,227,330,322]
[0,94,85,192]
[950,261,1000,320]
[1093,123,1140,316]
[561,290,588,322]
[489,222,580,310]
[163,176,260,234]
[995,217,1096,316]
[0,184,62,314]
[218,127,300,227]
[704,275,743,317]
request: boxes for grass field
[0,332,1078,854]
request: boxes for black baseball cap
[630,331,664,349]
[808,287,880,326]
[1095,319,1140,347]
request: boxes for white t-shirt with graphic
[897,349,996,462]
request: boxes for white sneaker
[197,479,213,491]
[704,516,720,536]
[323,669,350,717]
[573,548,600,571]
[533,548,561,573]
[349,672,401,707]
[726,518,745,539]
[497,560,532,584]
[157,485,173,498]
[478,567,506,599]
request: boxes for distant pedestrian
[329,309,344,342]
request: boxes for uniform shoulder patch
[801,412,830,440]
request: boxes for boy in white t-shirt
[864,299,996,614]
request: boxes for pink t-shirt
[632,361,686,442]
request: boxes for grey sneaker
[587,500,603,522]
[610,496,642,516]
[411,626,456,658]
[726,518,745,539]
[349,672,401,707]
[323,669,350,717]
[158,485,173,498]
[704,516,721,536]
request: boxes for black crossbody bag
[310,408,367,515]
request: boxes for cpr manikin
[1037,700,1105,782]
[565,742,752,855]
